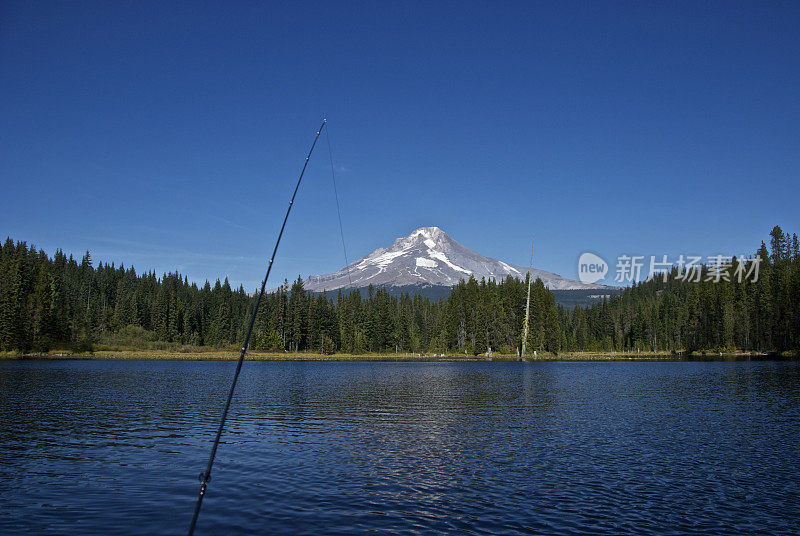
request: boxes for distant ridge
[308,285,623,309]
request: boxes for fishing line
[325,124,352,287]
[187,119,327,536]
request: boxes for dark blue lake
[1,360,799,535]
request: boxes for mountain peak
[396,226,449,249]
[298,226,606,293]
[408,226,444,237]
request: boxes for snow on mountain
[298,226,605,292]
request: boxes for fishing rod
[187,119,327,535]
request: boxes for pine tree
[288,277,307,351]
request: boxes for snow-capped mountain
[300,226,605,292]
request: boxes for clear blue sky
[2,1,798,289]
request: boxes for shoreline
[3,350,792,362]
